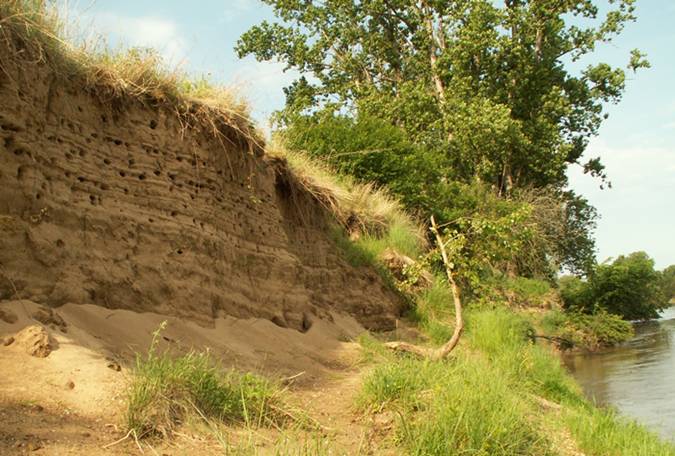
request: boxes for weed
[126,323,285,438]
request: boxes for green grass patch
[355,218,423,260]
[359,354,553,455]
[407,279,456,344]
[126,325,285,438]
[466,308,582,405]
[358,306,675,455]
[330,225,377,268]
[506,276,551,299]
[565,407,675,456]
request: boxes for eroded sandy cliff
[0,37,403,332]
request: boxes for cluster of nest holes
[59,118,83,134]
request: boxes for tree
[560,252,668,320]
[282,115,599,277]
[659,265,675,302]
[238,0,648,192]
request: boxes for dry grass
[268,141,425,245]
[0,0,262,152]
[0,0,424,259]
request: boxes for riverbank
[564,306,675,442]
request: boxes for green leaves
[628,48,651,72]
[238,0,647,191]
[560,252,669,321]
[237,0,648,280]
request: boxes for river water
[563,306,675,441]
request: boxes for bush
[560,252,668,320]
[592,252,668,320]
[542,310,634,350]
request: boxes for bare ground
[0,299,395,455]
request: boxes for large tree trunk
[385,216,464,360]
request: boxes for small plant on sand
[126,322,285,438]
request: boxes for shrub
[560,252,668,321]
[542,310,634,350]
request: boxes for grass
[0,0,261,150]
[6,3,672,455]
[269,143,425,259]
[565,407,675,456]
[126,324,286,438]
[357,307,675,455]
[359,352,552,455]
[409,279,456,344]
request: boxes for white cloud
[568,139,675,269]
[219,0,260,22]
[230,57,301,128]
[78,11,189,66]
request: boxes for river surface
[563,306,675,441]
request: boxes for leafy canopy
[560,252,669,320]
[660,265,675,302]
[238,0,648,192]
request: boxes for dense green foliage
[541,309,633,349]
[661,265,675,301]
[560,252,668,320]
[238,0,647,191]
[280,105,599,278]
[237,0,647,278]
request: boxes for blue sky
[65,0,674,269]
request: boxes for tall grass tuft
[466,308,581,404]
[269,144,425,257]
[410,279,456,344]
[126,324,285,438]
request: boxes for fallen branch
[102,429,143,453]
[385,215,464,360]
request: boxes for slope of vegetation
[358,306,675,456]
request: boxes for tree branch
[385,215,464,360]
